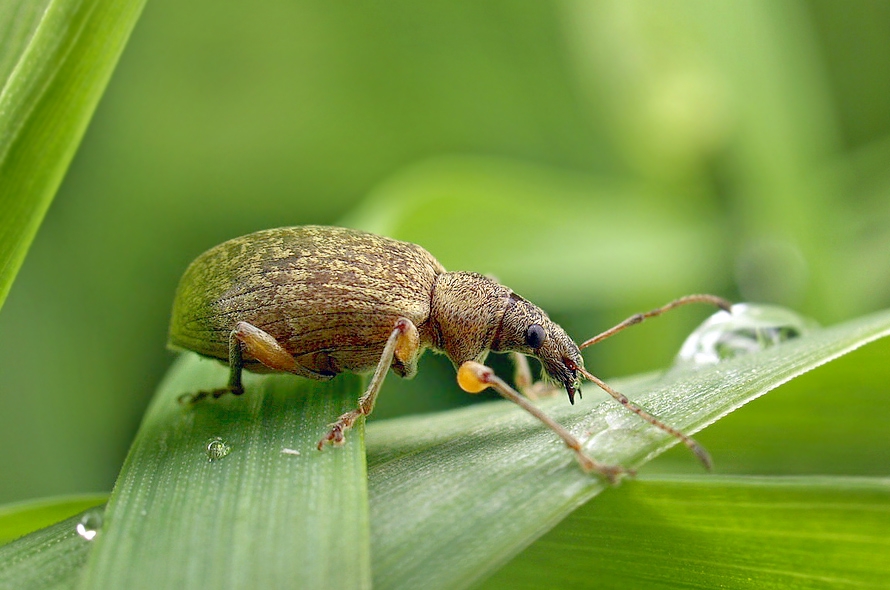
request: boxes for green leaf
[481,475,890,590]
[364,308,890,589]
[0,0,145,311]
[658,332,890,476]
[8,308,888,589]
[0,507,104,590]
[76,356,372,589]
[0,494,106,547]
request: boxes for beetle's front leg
[509,352,561,400]
[318,318,420,450]
[457,361,630,482]
[179,321,321,404]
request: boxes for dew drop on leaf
[76,509,103,541]
[674,303,818,367]
[206,437,232,462]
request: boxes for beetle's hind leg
[179,321,319,404]
[318,318,420,450]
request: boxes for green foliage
[78,359,371,589]
[482,476,890,589]
[2,310,888,588]
[0,495,105,547]
[0,0,146,311]
[0,510,97,590]
[2,1,890,588]
[4,0,890,506]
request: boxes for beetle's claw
[178,391,207,405]
[317,428,343,450]
[318,419,347,450]
[178,385,243,405]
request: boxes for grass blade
[0,0,145,311]
[0,506,104,590]
[0,494,106,547]
[77,355,372,589]
[365,308,890,589]
[482,475,890,589]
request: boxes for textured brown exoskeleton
[169,225,729,479]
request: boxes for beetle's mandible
[169,225,730,480]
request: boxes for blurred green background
[2,0,890,504]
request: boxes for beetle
[169,225,729,479]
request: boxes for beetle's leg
[179,321,320,404]
[457,360,631,482]
[509,352,560,400]
[318,318,419,450]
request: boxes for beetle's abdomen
[169,226,445,375]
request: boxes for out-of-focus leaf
[560,0,841,314]
[342,155,729,311]
[0,506,103,590]
[482,475,890,589]
[0,494,106,547]
[0,0,145,311]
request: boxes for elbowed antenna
[572,294,731,470]
[578,294,732,350]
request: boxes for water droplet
[206,437,231,461]
[675,303,817,367]
[76,509,103,541]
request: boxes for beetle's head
[494,293,585,404]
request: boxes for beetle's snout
[539,353,582,404]
[562,357,582,404]
[533,326,584,405]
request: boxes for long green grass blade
[77,355,372,589]
[365,308,890,589]
[662,331,890,476]
[0,494,106,547]
[0,0,145,311]
[482,475,890,589]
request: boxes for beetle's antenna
[578,294,731,350]
[578,366,712,470]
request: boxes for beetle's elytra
[169,225,730,479]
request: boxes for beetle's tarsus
[582,459,633,484]
[317,411,360,450]
[177,385,243,405]
[568,440,631,483]
[178,391,203,405]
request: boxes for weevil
[169,225,730,480]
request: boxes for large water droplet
[206,437,231,461]
[674,303,817,367]
[76,509,103,541]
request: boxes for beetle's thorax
[429,271,584,399]
[429,271,511,365]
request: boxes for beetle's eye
[525,324,545,349]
